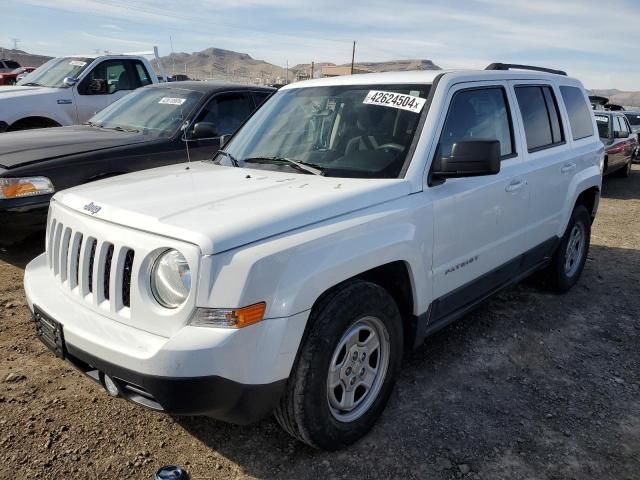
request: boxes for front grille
[47,220,134,314]
[122,249,134,308]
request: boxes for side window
[515,85,564,151]
[438,87,514,159]
[560,86,594,140]
[252,91,271,109]
[195,93,253,137]
[613,116,624,134]
[619,116,630,134]
[134,62,152,87]
[595,115,610,139]
[82,60,136,95]
[6,60,20,69]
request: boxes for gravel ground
[1,166,639,480]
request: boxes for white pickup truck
[0,54,158,132]
[24,64,603,450]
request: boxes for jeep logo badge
[83,202,102,215]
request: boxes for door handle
[561,162,577,173]
[505,179,526,192]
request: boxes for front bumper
[24,253,308,423]
[0,196,51,245]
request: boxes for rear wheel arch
[574,186,600,222]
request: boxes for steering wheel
[376,143,405,153]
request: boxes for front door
[429,82,529,320]
[187,91,254,161]
[73,59,148,123]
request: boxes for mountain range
[2,46,639,107]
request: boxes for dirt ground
[1,166,639,480]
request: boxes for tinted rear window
[5,60,20,69]
[624,113,640,126]
[560,86,594,140]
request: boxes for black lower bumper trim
[62,342,286,424]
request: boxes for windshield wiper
[217,150,240,167]
[20,82,43,87]
[100,125,140,133]
[83,121,102,128]
[244,156,325,176]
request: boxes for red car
[0,67,35,86]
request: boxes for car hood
[0,85,59,98]
[54,161,412,254]
[0,125,152,168]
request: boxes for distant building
[321,65,371,77]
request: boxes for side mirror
[63,77,77,87]
[432,140,501,179]
[614,130,630,139]
[220,134,231,148]
[191,122,218,139]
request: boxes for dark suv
[595,110,638,176]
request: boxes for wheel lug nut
[361,353,366,361]
[345,367,352,375]
[350,377,356,385]
[360,368,365,377]
[352,352,358,361]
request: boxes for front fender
[196,198,432,319]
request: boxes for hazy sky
[3,0,640,90]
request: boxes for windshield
[89,87,204,137]
[215,83,431,178]
[595,114,610,138]
[17,57,93,88]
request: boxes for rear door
[509,81,573,247]
[429,81,530,314]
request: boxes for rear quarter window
[560,86,594,140]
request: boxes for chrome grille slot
[69,233,83,290]
[122,249,134,308]
[52,222,64,276]
[87,239,97,294]
[59,227,72,283]
[47,218,57,268]
[103,244,114,301]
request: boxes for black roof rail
[485,63,567,76]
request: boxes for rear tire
[616,159,632,178]
[274,280,403,450]
[544,205,591,293]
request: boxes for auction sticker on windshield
[69,60,87,67]
[159,97,187,105]
[363,91,426,113]
[595,115,608,123]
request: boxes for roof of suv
[146,80,275,93]
[281,69,581,90]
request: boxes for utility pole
[169,35,175,75]
[286,60,289,84]
[311,61,314,79]
[11,38,19,51]
[350,41,356,75]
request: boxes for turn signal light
[0,177,55,199]
[189,303,266,328]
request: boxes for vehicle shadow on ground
[175,243,640,479]
[601,164,640,200]
[0,232,45,269]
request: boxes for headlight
[151,249,191,308]
[0,177,55,199]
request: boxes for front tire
[274,280,403,450]
[544,205,591,292]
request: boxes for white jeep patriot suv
[24,63,603,450]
